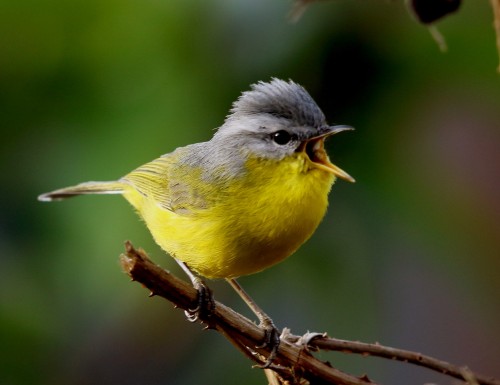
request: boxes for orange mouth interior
[301,137,355,183]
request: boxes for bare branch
[491,0,500,72]
[120,241,373,385]
[120,242,500,385]
[287,336,500,385]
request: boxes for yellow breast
[125,152,335,279]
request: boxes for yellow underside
[123,153,335,279]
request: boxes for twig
[428,25,448,52]
[299,337,500,385]
[120,241,373,385]
[120,241,499,385]
[491,0,500,72]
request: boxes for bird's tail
[38,181,127,202]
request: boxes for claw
[184,277,215,322]
[184,309,200,322]
[224,278,282,368]
[175,259,215,322]
[255,316,281,368]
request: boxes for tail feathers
[38,181,126,202]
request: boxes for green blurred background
[1,0,499,384]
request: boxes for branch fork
[120,242,500,385]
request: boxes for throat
[236,155,335,258]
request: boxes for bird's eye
[272,130,293,145]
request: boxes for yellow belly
[125,153,335,279]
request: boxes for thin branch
[293,336,500,385]
[120,241,373,385]
[491,0,500,72]
[120,241,499,385]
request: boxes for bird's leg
[175,259,214,322]
[226,278,280,368]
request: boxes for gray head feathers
[187,78,333,181]
[225,78,326,128]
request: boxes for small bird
[39,78,354,364]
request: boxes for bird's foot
[254,315,281,368]
[184,277,215,322]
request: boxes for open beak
[302,125,355,183]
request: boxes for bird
[39,78,354,365]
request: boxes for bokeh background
[1,0,499,384]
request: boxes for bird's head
[214,78,355,182]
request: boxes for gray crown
[227,78,326,128]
